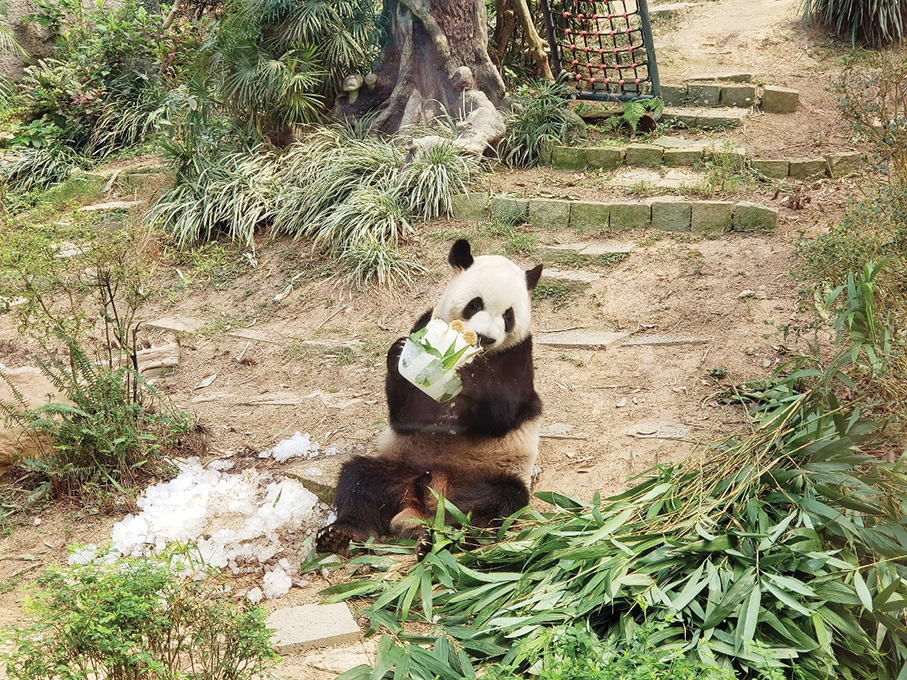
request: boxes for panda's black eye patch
[463,297,484,319]
[503,308,515,333]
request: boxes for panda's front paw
[315,524,354,557]
[415,531,433,562]
[387,338,408,372]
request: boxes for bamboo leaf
[854,570,874,612]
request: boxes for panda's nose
[477,334,495,347]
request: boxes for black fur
[385,312,541,437]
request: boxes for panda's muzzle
[477,333,496,347]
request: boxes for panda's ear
[526,264,543,291]
[449,239,474,271]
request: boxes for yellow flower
[462,330,478,345]
[450,319,465,333]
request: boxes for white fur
[377,418,542,485]
[434,255,533,353]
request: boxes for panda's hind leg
[316,455,416,555]
[416,473,530,561]
[448,472,530,528]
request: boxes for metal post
[636,0,661,98]
[538,0,562,77]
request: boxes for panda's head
[434,239,543,353]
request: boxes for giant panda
[315,239,543,555]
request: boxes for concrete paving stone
[659,84,688,106]
[686,83,721,107]
[627,421,692,439]
[733,201,778,232]
[719,84,756,108]
[761,85,799,113]
[663,147,702,166]
[449,192,489,220]
[750,159,790,179]
[580,241,636,255]
[146,316,207,333]
[825,152,862,178]
[622,335,709,346]
[624,144,664,167]
[695,109,747,128]
[569,201,611,232]
[528,198,571,228]
[691,200,734,236]
[78,200,144,212]
[608,202,650,230]
[650,198,692,231]
[686,72,753,83]
[536,330,629,349]
[490,195,529,222]
[541,268,601,289]
[585,146,624,171]
[651,136,696,149]
[788,157,828,180]
[552,146,587,171]
[268,603,361,653]
[544,243,586,252]
[661,107,702,127]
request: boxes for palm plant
[203,0,384,143]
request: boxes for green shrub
[0,223,195,500]
[499,78,574,167]
[1,550,279,680]
[17,1,166,160]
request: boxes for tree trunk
[336,0,508,154]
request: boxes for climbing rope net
[542,0,661,100]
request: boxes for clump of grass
[397,141,482,220]
[148,148,276,248]
[335,240,427,289]
[499,79,574,168]
[1,145,87,193]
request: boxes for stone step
[449,193,779,234]
[536,330,630,349]
[547,137,861,180]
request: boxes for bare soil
[0,0,885,675]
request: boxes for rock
[692,200,734,236]
[761,85,799,113]
[585,147,624,171]
[686,83,721,107]
[788,157,828,180]
[449,192,490,220]
[540,268,601,290]
[136,342,181,379]
[528,198,572,228]
[733,201,778,232]
[0,366,73,468]
[649,198,692,232]
[146,316,206,334]
[750,159,790,179]
[535,330,629,349]
[552,146,586,171]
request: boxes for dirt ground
[0,0,883,675]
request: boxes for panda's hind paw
[315,524,355,557]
